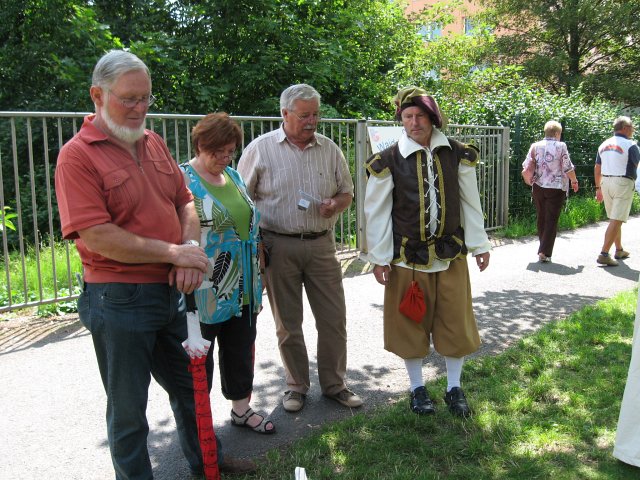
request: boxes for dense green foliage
[1,0,639,247]
[0,0,118,111]
[480,0,640,106]
[437,72,634,216]
[158,0,427,117]
[2,1,637,122]
[0,0,426,117]
[5,0,637,116]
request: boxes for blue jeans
[78,283,208,480]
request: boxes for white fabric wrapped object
[182,311,211,358]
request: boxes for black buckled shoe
[410,386,436,415]
[444,387,472,418]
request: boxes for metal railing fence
[0,111,509,313]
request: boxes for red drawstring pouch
[399,280,426,323]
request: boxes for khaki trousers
[383,257,481,359]
[601,176,634,222]
[262,230,347,396]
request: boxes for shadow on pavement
[526,261,585,275]
[597,261,640,282]
[474,289,602,354]
[0,316,87,355]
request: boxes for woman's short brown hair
[191,112,242,156]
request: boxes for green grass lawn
[241,290,638,479]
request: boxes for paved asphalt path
[2,217,640,479]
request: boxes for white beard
[102,103,146,144]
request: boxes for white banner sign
[367,126,404,154]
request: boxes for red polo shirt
[55,115,193,283]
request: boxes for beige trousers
[383,257,481,359]
[262,230,347,396]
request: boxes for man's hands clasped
[169,243,208,294]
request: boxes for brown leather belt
[263,229,328,240]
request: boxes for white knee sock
[404,358,424,392]
[445,356,465,392]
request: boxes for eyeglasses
[290,111,321,122]
[213,148,236,159]
[108,90,156,109]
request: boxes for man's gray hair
[280,84,321,115]
[613,116,633,132]
[92,50,150,89]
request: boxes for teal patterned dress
[181,163,262,324]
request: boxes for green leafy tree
[122,0,425,118]
[398,0,520,106]
[0,0,119,111]
[92,0,175,45]
[0,0,120,250]
[0,0,432,118]
[479,0,640,106]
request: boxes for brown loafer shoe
[219,455,257,475]
[283,390,306,412]
[324,388,363,408]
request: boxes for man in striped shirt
[238,84,363,413]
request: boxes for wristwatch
[183,239,200,247]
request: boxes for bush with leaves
[437,73,633,217]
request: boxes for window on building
[418,22,442,41]
[464,17,475,35]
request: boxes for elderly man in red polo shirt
[55,50,255,478]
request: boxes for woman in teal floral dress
[181,113,274,434]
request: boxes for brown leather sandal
[230,407,275,434]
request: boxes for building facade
[406,0,482,39]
